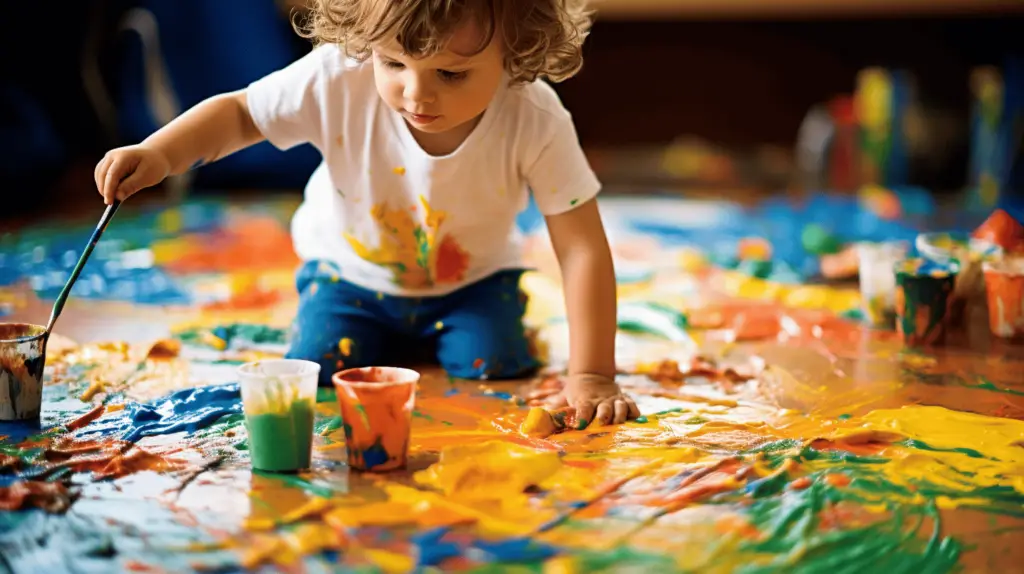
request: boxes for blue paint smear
[77,384,242,443]
[361,440,389,469]
[472,538,561,563]
[411,528,463,567]
[482,391,514,400]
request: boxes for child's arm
[95,90,264,204]
[546,199,640,427]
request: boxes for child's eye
[382,59,404,70]
[438,69,468,82]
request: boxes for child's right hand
[94,145,171,205]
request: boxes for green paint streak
[193,413,245,439]
[174,323,288,349]
[413,410,434,422]
[413,227,429,271]
[316,387,337,404]
[684,416,709,425]
[633,415,649,424]
[314,416,343,436]
[576,419,588,431]
[895,270,955,346]
[254,471,344,499]
[245,399,315,472]
[617,301,690,343]
[962,376,1024,397]
[795,445,889,466]
[837,414,852,421]
[738,481,961,574]
[748,471,791,498]
[355,403,371,430]
[653,407,686,416]
[746,439,803,454]
[899,439,988,460]
[840,308,866,322]
[539,546,678,572]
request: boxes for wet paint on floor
[0,194,1022,572]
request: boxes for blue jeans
[285,261,540,386]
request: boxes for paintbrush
[44,201,121,337]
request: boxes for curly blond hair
[294,0,593,84]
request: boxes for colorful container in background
[857,240,910,327]
[237,359,319,473]
[966,60,1023,216]
[982,257,1024,339]
[333,367,419,473]
[894,258,958,346]
[855,68,913,189]
[915,231,1002,323]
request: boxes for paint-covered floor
[1,192,1022,573]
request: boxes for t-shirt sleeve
[523,108,602,216]
[245,45,337,152]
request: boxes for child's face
[372,18,504,137]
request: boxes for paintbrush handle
[46,201,121,334]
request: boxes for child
[94,0,639,427]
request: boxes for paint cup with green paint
[893,257,959,347]
[856,240,909,327]
[237,359,320,473]
[332,366,419,472]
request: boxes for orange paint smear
[0,480,74,512]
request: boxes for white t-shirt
[246,44,601,296]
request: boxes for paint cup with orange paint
[237,359,320,473]
[982,256,1024,339]
[893,257,959,346]
[333,366,419,472]
[856,240,909,327]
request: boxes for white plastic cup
[236,359,320,472]
[857,240,909,326]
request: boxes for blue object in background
[113,0,320,189]
[885,71,912,188]
[966,56,1024,216]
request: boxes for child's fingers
[102,159,126,204]
[594,402,613,425]
[115,168,148,200]
[94,155,113,199]
[613,399,630,424]
[625,397,641,420]
[574,402,596,428]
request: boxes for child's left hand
[547,373,640,428]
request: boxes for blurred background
[2,0,1023,220]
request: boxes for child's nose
[403,76,436,105]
